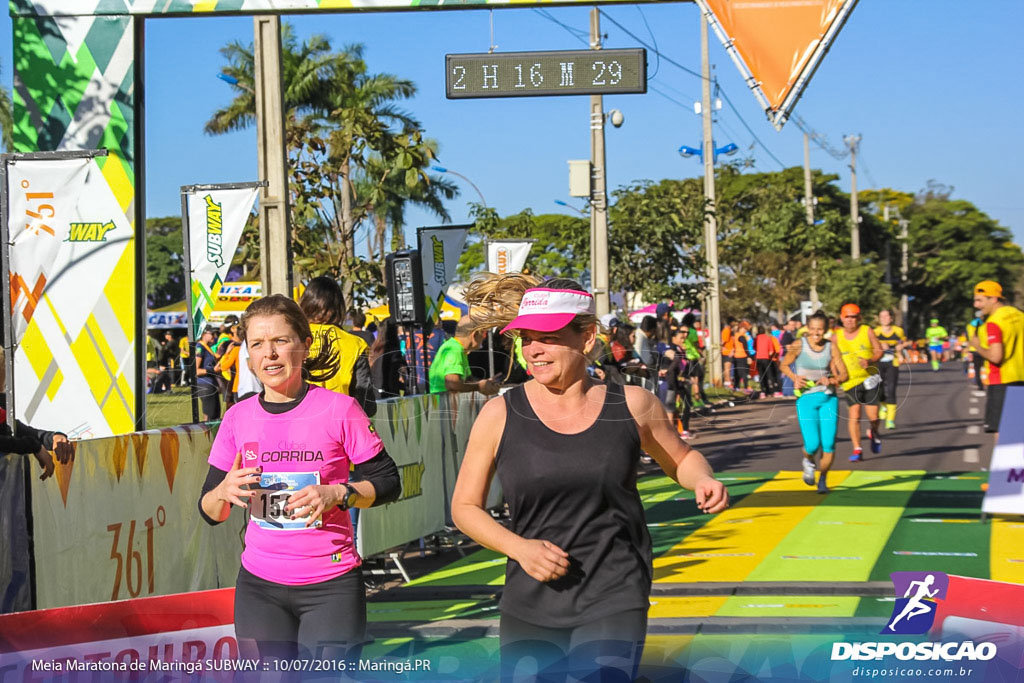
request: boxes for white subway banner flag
[186,187,259,337]
[6,156,136,438]
[418,226,469,321]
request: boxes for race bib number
[248,472,321,530]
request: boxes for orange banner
[701,0,858,128]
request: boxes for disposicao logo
[830,571,997,663]
[884,571,948,635]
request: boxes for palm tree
[357,147,459,258]
[205,24,349,135]
[206,25,447,302]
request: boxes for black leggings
[878,362,899,404]
[756,359,780,395]
[499,609,647,682]
[234,565,366,662]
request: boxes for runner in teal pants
[780,311,848,493]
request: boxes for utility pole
[589,8,610,316]
[883,204,892,285]
[845,134,861,259]
[254,16,292,296]
[700,9,722,387]
[803,133,819,308]
[900,218,909,326]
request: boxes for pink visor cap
[501,288,596,334]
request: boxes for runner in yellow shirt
[873,309,909,430]
[835,303,884,461]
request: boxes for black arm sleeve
[15,420,59,450]
[352,448,401,507]
[0,431,42,455]
[198,465,229,526]
[350,353,379,417]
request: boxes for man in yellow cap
[968,280,1024,437]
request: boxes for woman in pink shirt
[198,295,400,663]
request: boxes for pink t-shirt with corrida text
[208,385,383,585]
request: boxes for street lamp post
[554,199,588,216]
[678,142,738,164]
[431,165,487,207]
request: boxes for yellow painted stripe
[648,596,728,619]
[652,471,850,583]
[642,634,696,669]
[192,1,217,10]
[746,471,922,582]
[990,518,1024,583]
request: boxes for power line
[648,84,691,110]
[649,78,698,106]
[598,9,703,80]
[857,147,879,188]
[636,7,660,80]
[598,8,786,170]
[531,9,589,46]
[790,114,847,160]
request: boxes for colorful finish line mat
[376,471,1024,622]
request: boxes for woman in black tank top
[452,275,729,681]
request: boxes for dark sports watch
[338,483,359,511]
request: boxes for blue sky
[3,1,1023,249]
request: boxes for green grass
[145,386,197,429]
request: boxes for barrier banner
[359,392,487,558]
[28,424,242,610]
[0,588,236,679]
[417,225,469,322]
[183,186,260,338]
[485,240,533,275]
[699,0,858,128]
[0,453,30,614]
[4,154,136,439]
[982,386,1024,515]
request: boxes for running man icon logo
[883,571,949,634]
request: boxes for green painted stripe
[715,595,862,618]
[860,472,990,616]
[745,471,923,583]
[368,598,498,622]
[404,549,505,587]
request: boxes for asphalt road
[691,361,995,474]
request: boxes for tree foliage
[902,185,1023,331]
[206,25,454,305]
[608,179,706,304]
[146,216,185,309]
[456,204,588,282]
